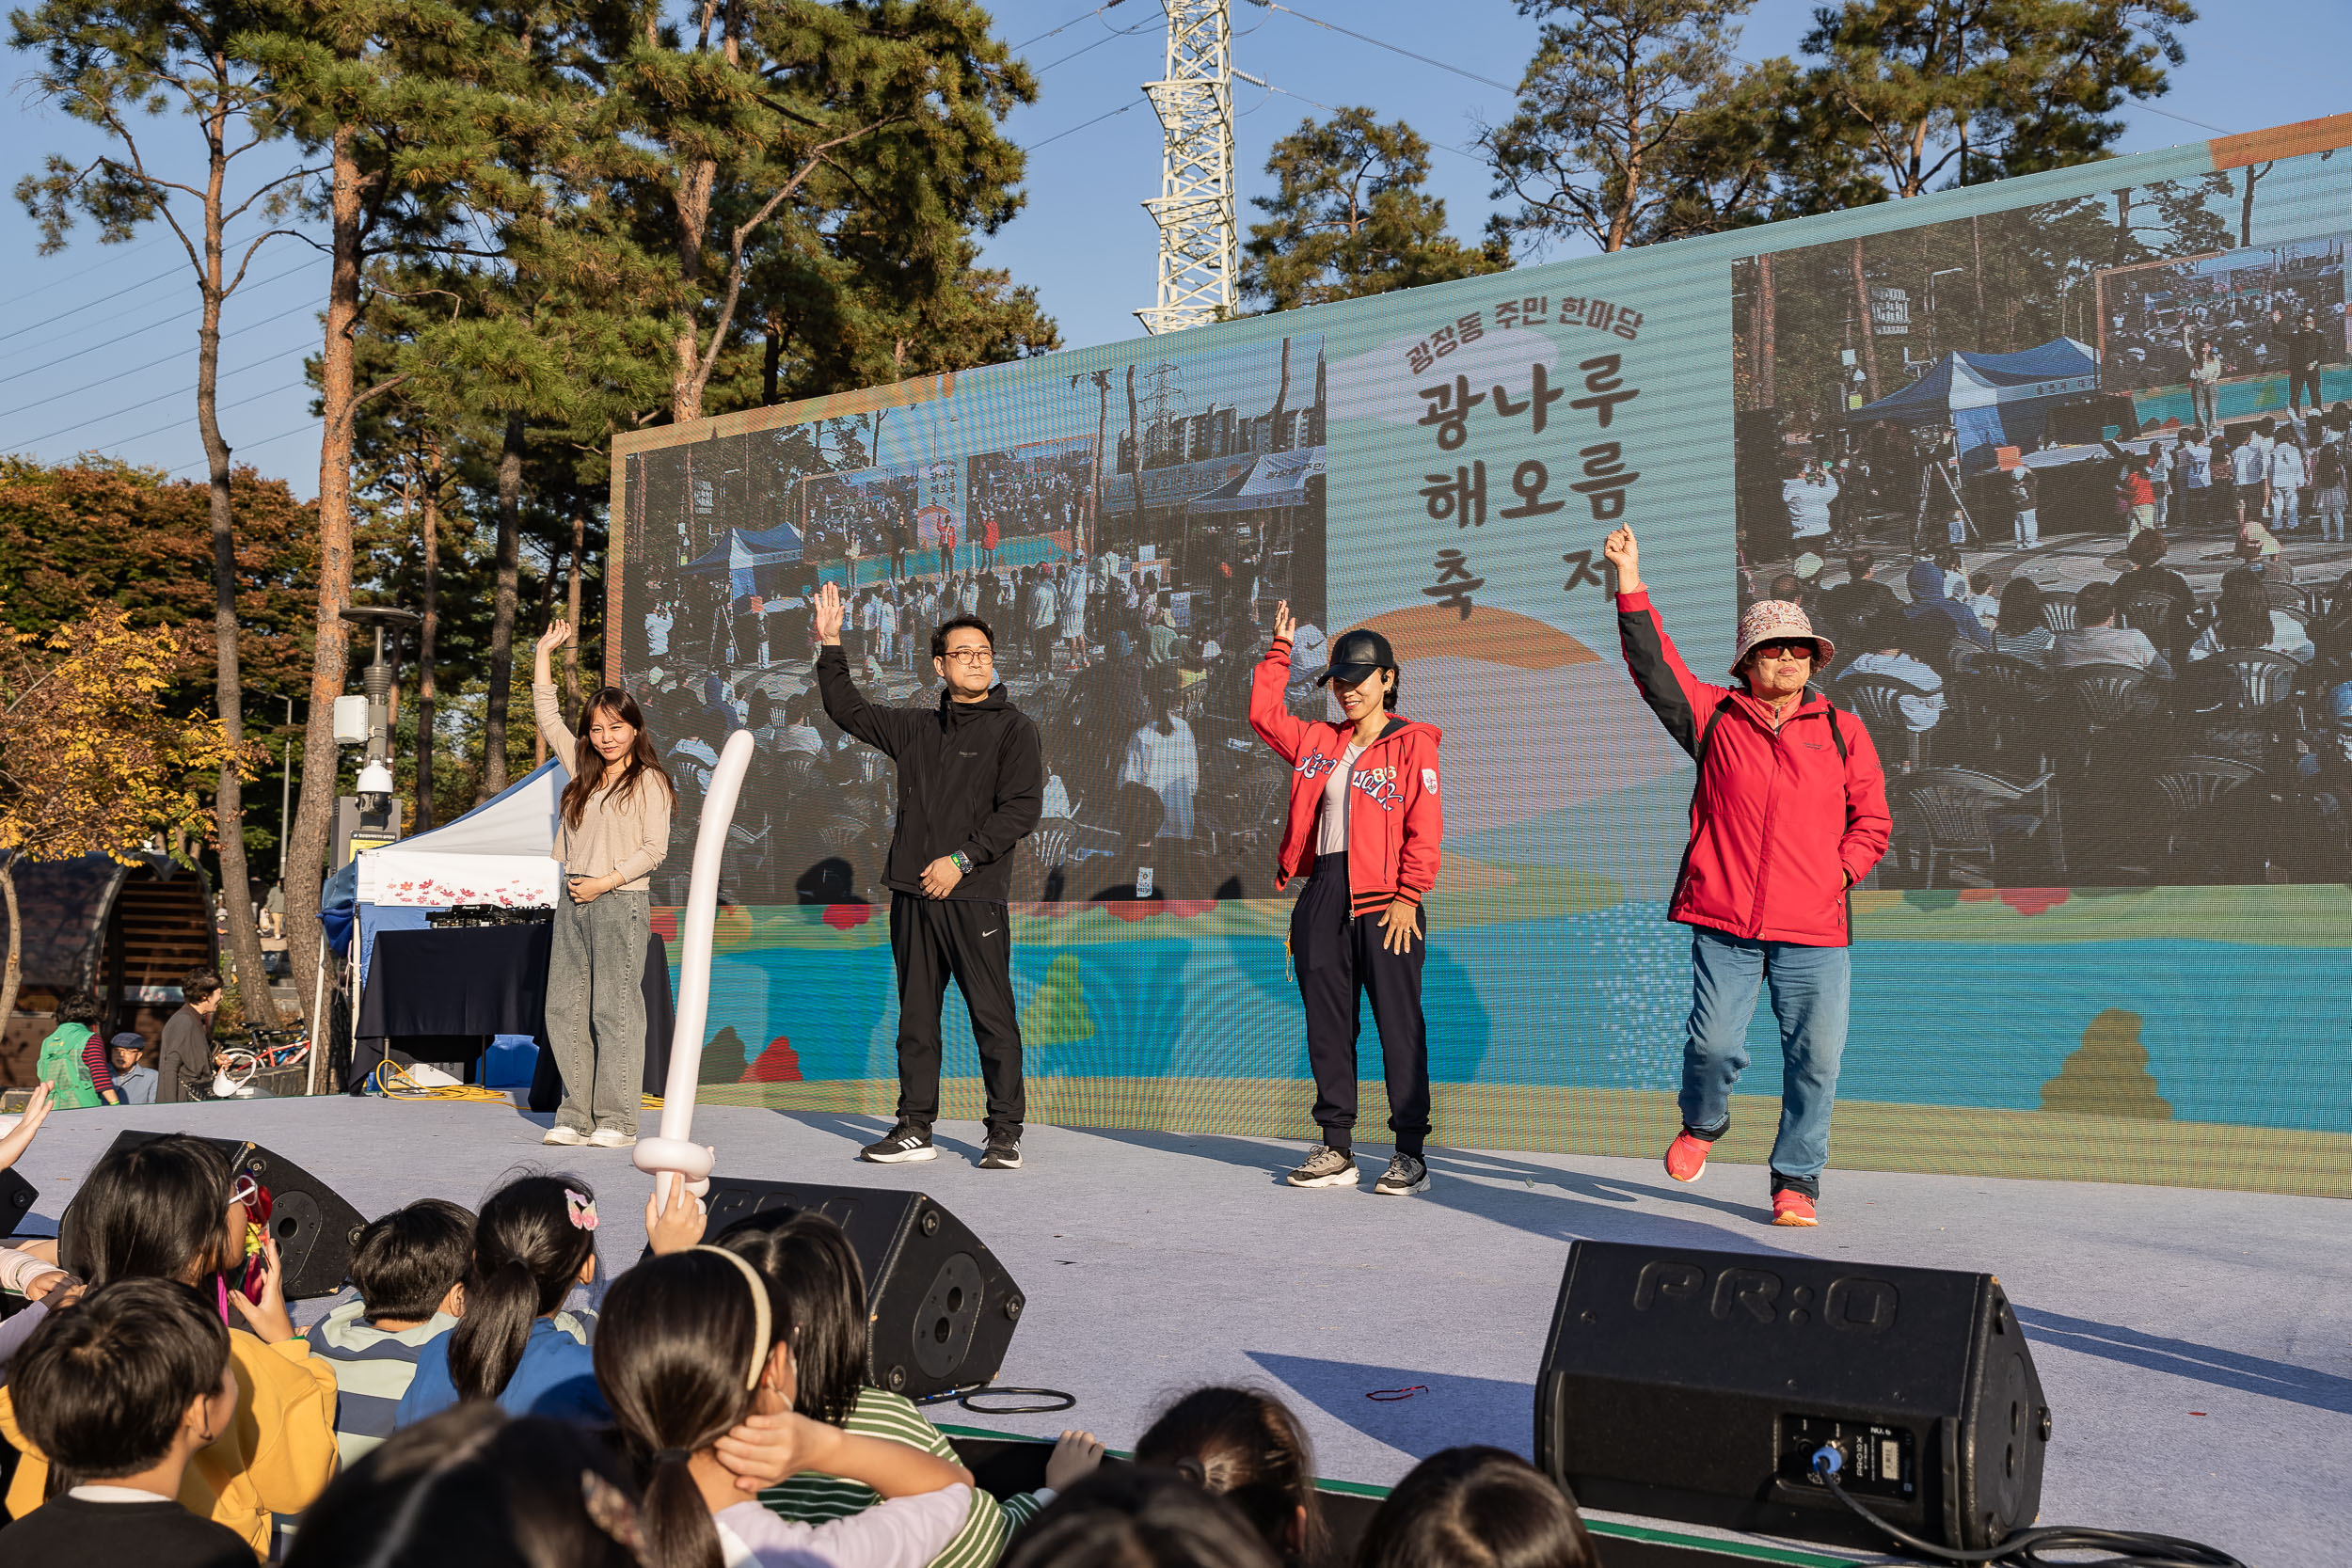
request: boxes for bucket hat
[1730,599,1835,676]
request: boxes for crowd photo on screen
[618,337,1330,907]
[1731,180,2352,888]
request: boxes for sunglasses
[1752,640,1818,661]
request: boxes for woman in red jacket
[1250,603,1445,1196]
[1606,525,1889,1227]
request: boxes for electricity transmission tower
[1136,0,1236,335]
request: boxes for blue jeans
[1680,927,1850,1184]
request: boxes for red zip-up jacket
[1618,589,1889,946]
[1249,637,1444,916]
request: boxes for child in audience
[398,1172,607,1425]
[647,1184,1096,1563]
[0,1277,252,1568]
[1354,1448,1597,1568]
[595,1245,976,1567]
[282,1404,644,1568]
[1134,1386,1323,1566]
[308,1197,474,1463]
[0,1133,340,1553]
[1003,1468,1279,1568]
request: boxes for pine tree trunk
[198,176,281,1029]
[414,446,441,832]
[0,859,21,1033]
[284,127,364,1016]
[565,508,586,708]
[1851,237,1883,404]
[480,411,526,800]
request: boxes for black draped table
[353,922,675,1109]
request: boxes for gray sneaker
[1286,1144,1359,1188]
[1374,1153,1430,1196]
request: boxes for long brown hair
[561,688,675,831]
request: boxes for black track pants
[1292,852,1431,1157]
[889,893,1025,1138]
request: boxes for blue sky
[1,0,2345,498]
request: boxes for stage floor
[8,1096,2344,1566]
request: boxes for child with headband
[596,1247,974,1568]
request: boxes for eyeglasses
[939,647,994,664]
[1753,641,1817,661]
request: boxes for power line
[0,258,195,347]
[1034,16,1151,75]
[2,233,176,309]
[1241,0,1516,94]
[1010,0,1128,53]
[0,256,323,389]
[0,293,320,421]
[14,343,310,450]
[1234,71,1486,166]
[116,374,313,451]
[168,418,319,477]
[1021,97,1147,153]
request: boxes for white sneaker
[542,1125,589,1146]
[588,1128,638,1148]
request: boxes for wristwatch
[949,851,973,874]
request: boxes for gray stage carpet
[8,1096,2344,1565]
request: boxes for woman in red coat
[1250,602,1445,1197]
[1606,525,1890,1227]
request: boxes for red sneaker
[1771,1190,1819,1227]
[1662,1132,1712,1182]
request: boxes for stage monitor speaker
[59,1131,368,1301]
[0,1169,35,1234]
[1534,1239,2048,1553]
[694,1179,1024,1401]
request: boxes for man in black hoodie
[813,579,1043,1168]
[2280,308,2330,414]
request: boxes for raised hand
[533,621,572,685]
[0,1081,52,1171]
[1602,526,1641,594]
[1272,599,1296,644]
[813,580,846,645]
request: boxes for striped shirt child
[760,1386,1049,1568]
[304,1299,457,1465]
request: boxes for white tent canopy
[357,759,569,909]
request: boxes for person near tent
[531,622,675,1149]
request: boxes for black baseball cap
[1315,627,1397,687]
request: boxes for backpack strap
[1696,689,1849,766]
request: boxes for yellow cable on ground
[364,1060,664,1111]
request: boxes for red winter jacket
[1618,590,1889,946]
[1249,639,1444,917]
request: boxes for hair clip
[565,1189,600,1231]
[580,1468,647,1561]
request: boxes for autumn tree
[1242,107,1509,310]
[14,0,319,1023]
[0,614,249,1025]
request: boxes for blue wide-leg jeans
[1679,926,1850,1186]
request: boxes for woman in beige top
[532,623,675,1147]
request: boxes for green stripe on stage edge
[932,1423,1863,1566]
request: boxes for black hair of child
[350,1197,476,1323]
[282,1403,643,1568]
[447,1174,596,1403]
[13,1277,230,1487]
[713,1212,866,1427]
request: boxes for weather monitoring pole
[1136,0,1236,334]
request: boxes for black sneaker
[1286,1144,1359,1188]
[860,1123,936,1164]
[1373,1152,1430,1196]
[979,1136,1023,1170]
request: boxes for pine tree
[1480,0,1766,253]
[1242,107,1509,310]
[11,0,321,1023]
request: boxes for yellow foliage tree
[0,613,252,1025]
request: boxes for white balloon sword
[635,728,756,1206]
